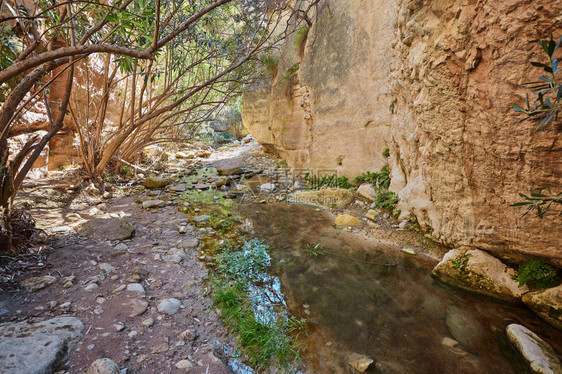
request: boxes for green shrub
[382,148,390,158]
[354,166,390,190]
[305,174,353,189]
[294,25,309,56]
[283,63,300,80]
[376,190,399,209]
[513,260,559,289]
[260,54,279,79]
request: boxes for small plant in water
[512,260,559,290]
[304,243,325,257]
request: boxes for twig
[111,155,149,173]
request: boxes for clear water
[240,202,562,374]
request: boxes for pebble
[126,283,146,294]
[86,358,120,374]
[113,285,127,293]
[141,318,154,327]
[128,330,138,338]
[87,344,95,350]
[114,243,128,251]
[85,283,99,292]
[442,337,459,347]
[114,322,125,331]
[175,360,193,370]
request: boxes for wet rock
[157,298,182,315]
[348,352,374,372]
[0,316,83,374]
[143,177,170,189]
[289,188,355,208]
[86,358,120,374]
[126,283,146,294]
[431,248,527,302]
[357,183,377,201]
[445,306,485,347]
[175,360,193,370]
[21,275,57,292]
[522,284,562,330]
[169,184,187,192]
[334,214,362,227]
[194,215,211,222]
[142,199,165,209]
[77,218,135,241]
[506,324,562,374]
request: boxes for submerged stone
[506,324,562,374]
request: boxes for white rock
[141,318,154,327]
[506,324,562,374]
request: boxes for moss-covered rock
[143,176,170,189]
[431,248,527,303]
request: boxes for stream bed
[239,202,562,374]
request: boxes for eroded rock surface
[522,285,562,330]
[0,316,84,374]
[242,0,562,264]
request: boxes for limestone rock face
[242,0,562,264]
[506,324,562,374]
[431,248,527,303]
[77,217,134,241]
[522,285,562,330]
[0,316,84,374]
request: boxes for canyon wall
[242,0,562,265]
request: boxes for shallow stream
[239,202,562,374]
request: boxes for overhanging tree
[0,0,308,251]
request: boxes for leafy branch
[511,189,562,219]
[510,35,562,131]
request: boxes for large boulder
[506,324,562,374]
[77,217,134,240]
[0,316,84,374]
[522,285,562,330]
[289,188,354,208]
[431,248,528,303]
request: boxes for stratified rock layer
[242,0,562,265]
